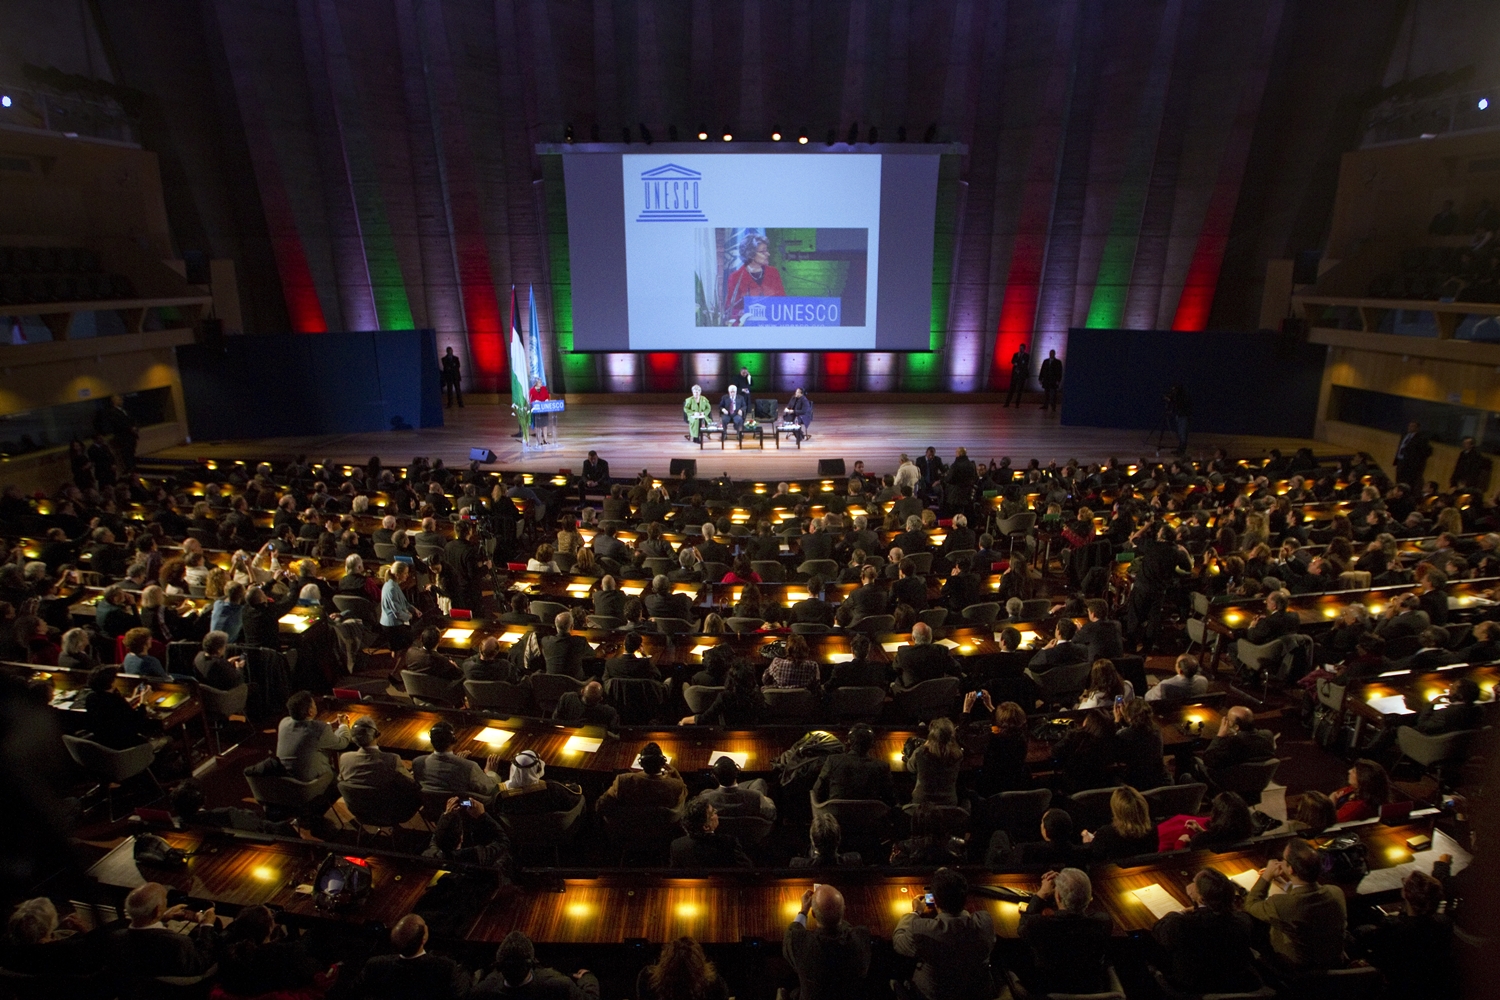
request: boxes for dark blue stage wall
[1059,328,1324,439]
[176,330,443,441]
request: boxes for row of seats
[0,271,134,306]
[0,246,102,275]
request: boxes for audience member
[892,868,996,1000]
[783,883,872,1000]
[1017,868,1111,995]
[355,914,468,1000]
[1244,838,1347,972]
[669,799,753,868]
[276,690,350,782]
[1153,868,1258,994]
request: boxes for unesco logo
[637,164,707,222]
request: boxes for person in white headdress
[494,748,584,818]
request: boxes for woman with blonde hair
[907,716,964,806]
[203,567,229,599]
[1083,786,1157,860]
[572,546,601,579]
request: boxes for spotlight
[897,124,907,142]
[640,123,653,144]
[564,123,574,144]
[797,130,808,144]
[923,123,937,143]
[2,95,13,109]
[668,124,678,141]
[825,128,836,146]
[698,126,709,140]
[771,129,782,141]
[1481,98,1491,111]
[622,126,632,144]
[590,124,600,142]
[867,126,879,143]
[722,127,732,141]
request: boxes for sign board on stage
[531,399,566,414]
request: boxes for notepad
[691,644,713,657]
[825,652,856,664]
[1366,694,1415,716]
[708,751,748,769]
[442,627,474,642]
[564,735,602,754]
[1227,869,1261,891]
[278,614,311,633]
[474,727,513,746]
[936,638,960,649]
[1130,884,1186,919]
[495,632,522,644]
[881,640,905,653]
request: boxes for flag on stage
[508,287,529,435]
[526,285,547,389]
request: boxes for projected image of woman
[724,233,786,324]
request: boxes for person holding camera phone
[891,868,995,1000]
[783,883,871,1000]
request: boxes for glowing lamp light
[565,902,593,919]
[1481,98,1491,111]
[890,751,905,765]
[783,899,803,918]
[1323,607,1339,618]
[721,132,732,142]
[890,897,915,918]
[1385,846,1409,862]
[771,131,782,141]
[1223,613,1243,626]
[675,902,702,919]
[798,134,809,144]
[475,727,514,746]
[564,735,603,754]
[1426,689,1442,702]
[697,130,709,140]
[1187,714,1205,725]
[0,96,10,108]
[251,866,278,882]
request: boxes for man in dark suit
[580,450,610,505]
[1027,619,1089,672]
[893,515,929,556]
[644,576,694,621]
[1417,677,1484,734]
[440,347,463,408]
[1393,421,1431,488]
[792,576,837,625]
[840,566,888,622]
[1038,349,1063,411]
[356,914,469,999]
[783,884,873,1000]
[605,632,660,679]
[1375,594,1430,640]
[554,680,621,729]
[591,577,626,619]
[940,555,985,615]
[463,637,517,682]
[891,622,956,689]
[893,868,997,1000]
[799,519,836,562]
[915,447,947,494]
[891,489,924,525]
[442,521,487,612]
[719,385,749,435]
[812,724,895,803]
[1073,599,1124,661]
[1016,868,1112,996]
[1451,436,1487,490]
[541,612,591,679]
[474,930,599,999]
[1003,344,1030,407]
[891,558,930,611]
[939,513,977,565]
[669,799,752,868]
[110,882,217,980]
[696,524,731,567]
[1245,591,1300,644]
[1201,706,1276,777]
[1417,571,1450,626]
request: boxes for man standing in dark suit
[1038,349,1063,412]
[580,450,610,505]
[1450,436,1486,490]
[356,914,469,999]
[812,724,895,803]
[440,346,463,408]
[1394,421,1431,488]
[1003,344,1030,408]
[892,622,956,689]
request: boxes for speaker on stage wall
[669,459,698,477]
[817,459,846,476]
[469,447,496,463]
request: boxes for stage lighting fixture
[722,127,732,141]
[897,124,907,142]
[797,130,809,144]
[640,123,653,144]
[846,122,859,144]
[590,124,600,142]
[771,128,782,141]
[622,126,632,144]
[924,123,937,142]
[1481,98,1491,111]
[564,123,574,143]
[668,124,679,141]
[867,126,879,143]
[1,95,12,109]
[698,126,709,140]
[825,128,836,146]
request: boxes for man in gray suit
[697,756,776,820]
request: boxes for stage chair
[332,595,378,626]
[401,670,463,709]
[1212,758,1281,805]
[1396,726,1483,789]
[725,617,765,633]
[907,552,934,574]
[338,781,420,846]
[790,622,833,635]
[796,559,840,580]
[962,602,1001,626]
[197,682,249,756]
[505,796,586,866]
[530,673,585,715]
[1142,782,1207,821]
[849,614,896,635]
[529,600,568,622]
[1064,786,1122,831]
[975,787,1053,843]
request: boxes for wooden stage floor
[154,401,1320,479]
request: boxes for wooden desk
[2,662,205,754]
[1341,663,1500,741]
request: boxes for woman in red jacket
[1331,758,1391,822]
[724,234,786,324]
[528,378,553,445]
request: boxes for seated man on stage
[684,384,713,443]
[782,387,814,441]
[720,384,749,438]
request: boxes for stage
[153,400,1321,479]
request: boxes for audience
[1245,838,1347,972]
[1017,867,1111,995]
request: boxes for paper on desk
[881,640,904,653]
[691,644,713,657]
[495,632,522,644]
[631,751,670,770]
[709,750,748,769]
[1357,829,1470,895]
[1130,883,1187,919]
[825,652,856,664]
[1366,694,1415,716]
[1227,869,1261,891]
[936,638,960,649]
[441,627,474,642]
